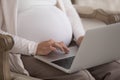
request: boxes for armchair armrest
[0,34,14,80]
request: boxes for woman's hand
[36,39,69,56]
[76,36,84,46]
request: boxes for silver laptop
[34,23,120,73]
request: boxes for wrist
[76,36,84,46]
[29,42,38,55]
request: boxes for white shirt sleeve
[0,29,38,55]
[59,0,85,40]
[0,0,38,55]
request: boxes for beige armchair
[0,34,13,80]
[0,34,42,80]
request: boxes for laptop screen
[52,56,75,69]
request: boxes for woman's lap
[21,55,95,80]
[21,55,120,80]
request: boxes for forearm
[0,29,38,55]
[61,0,85,40]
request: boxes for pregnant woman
[0,0,95,80]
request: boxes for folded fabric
[74,5,120,24]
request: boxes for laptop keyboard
[52,56,75,69]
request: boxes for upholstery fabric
[74,5,120,24]
[0,34,14,80]
[73,0,120,13]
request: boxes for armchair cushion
[73,0,120,13]
[74,5,120,24]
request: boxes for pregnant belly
[17,6,72,45]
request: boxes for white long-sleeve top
[0,0,85,75]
